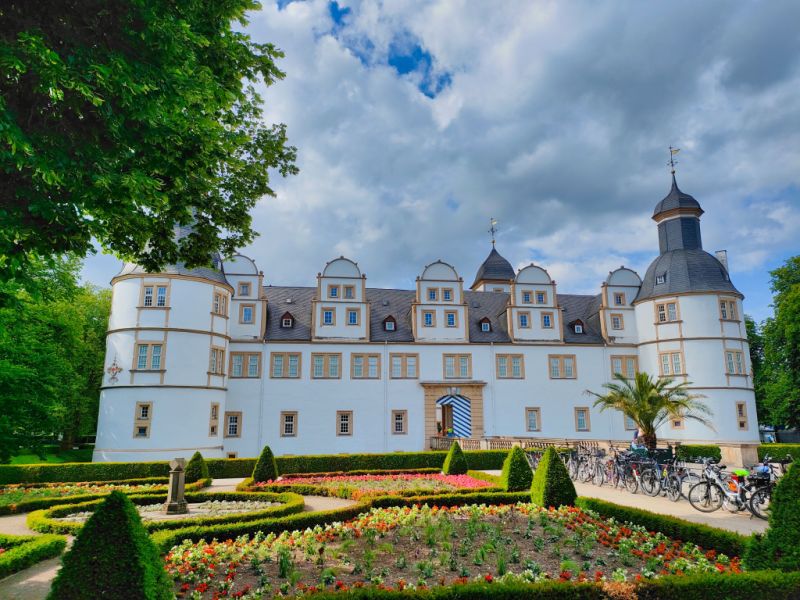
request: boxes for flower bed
[249,473,494,500]
[165,503,740,598]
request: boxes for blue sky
[81,0,800,323]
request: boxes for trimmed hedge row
[28,491,305,535]
[675,445,722,462]
[237,477,502,499]
[280,468,441,479]
[0,478,211,516]
[0,450,510,484]
[0,533,67,579]
[757,443,800,461]
[575,497,747,558]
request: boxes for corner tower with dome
[93,171,760,466]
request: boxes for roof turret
[470,247,515,289]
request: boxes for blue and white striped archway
[436,394,472,438]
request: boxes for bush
[745,462,800,571]
[531,447,576,508]
[206,457,257,478]
[757,443,800,462]
[675,445,721,462]
[636,571,800,599]
[500,446,533,492]
[184,451,209,483]
[47,491,173,600]
[252,445,279,483]
[442,442,468,475]
[0,533,66,579]
[576,497,746,558]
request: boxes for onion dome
[653,174,704,218]
[471,247,515,289]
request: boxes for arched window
[280,312,294,328]
[383,315,397,331]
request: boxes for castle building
[94,175,759,464]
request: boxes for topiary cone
[48,491,173,599]
[252,445,279,483]
[531,447,577,508]
[184,451,209,483]
[501,446,533,491]
[442,441,468,475]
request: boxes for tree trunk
[642,431,658,452]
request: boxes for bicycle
[687,459,749,513]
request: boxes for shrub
[500,446,533,492]
[745,462,800,571]
[531,447,576,508]
[0,533,66,579]
[183,451,209,483]
[252,445,279,483]
[441,442,469,475]
[47,491,173,600]
[675,444,721,462]
[758,443,800,462]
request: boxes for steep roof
[470,247,515,288]
[653,174,703,218]
[116,262,229,286]
[635,249,741,303]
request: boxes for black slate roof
[635,249,741,303]
[653,175,703,217]
[470,247,515,288]
[117,262,230,286]
[262,286,605,344]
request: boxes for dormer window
[280,312,294,328]
[479,317,491,332]
[572,320,584,334]
[655,273,667,285]
[383,316,396,331]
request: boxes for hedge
[531,447,576,508]
[675,445,722,462]
[442,442,469,475]
[28,490,305,535]
[252,445,279,482]
[184,451,209,483]
[0,450,510,484]
[757,443,800,462]
[236,477,502,499]
[280,468,441,478]
[0,533,66,579]
[635,571,800,599]
[575,497,747,558]
[500,446,533,491]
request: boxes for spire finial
[668,146,680,175]
[488,217,498,247]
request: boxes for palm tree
[586,372,713,451]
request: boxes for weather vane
[488,217,498,247]
[668,146,680,174]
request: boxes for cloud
[83,0,800,322]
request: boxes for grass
[9,447,93,465]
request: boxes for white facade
[94,179,759,462]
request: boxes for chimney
[715,250,729,272]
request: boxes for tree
[745,315,768,423]
[184,451,209,484]
[1,0,298,290]
[442,441,468,475]
[500,446,533,492]
[587,372,712,451]
[531,448,576,508]
[251,445,279,483]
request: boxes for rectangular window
[575,407,590,432]
[281,411,297,437]
[719,298,739,321]
[611,355,638,378]
[656,301,678,323]
[239,304,255,324]
[624,414,637,431]
[442,288,453,301]
[535,291,547,304]
[336,411,353,436]
[238,282,250,297]
[209,403,219,436]
[230,352,261,378]
[522,291,532,304]
[541,312,553,329]
[548,354,577,379]
[518,312,530,328]
[671,417,684,429]
[428,288,438,301]
[445,311,457,327]
[321,308,334,326]
[736,402,748,430]
[212,292,227,316]
[343,285,355,299]
[134,343,163,371]
[136,402,151,421]
[135,425,149,438]
[347,308,360,326]
[352,353,380,379]
[143,286,153,307]
[725,350,745,375]
[481,321,490,332]
[328,285,340,299]
[209,347,225,375]
[392,410,408,434]
[526,407,541,432]
[390,353,418,379]
[141,283,169,308]
[311,353,341,378]
[423,310,435,327]
[224,412,241,438]
[443,353,472,379]
[156,286,167,307]
[497,354,524,379]
[659,351,684,376]
[270,353,301,378]
[610,313,624,330]
[614,292,625,306]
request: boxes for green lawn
[9,447,93,465]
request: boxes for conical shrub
[531,447,577,508]
[501,446,533,491]
[48,491,173,599]
[252,445,279,483]
[744,462,800,571]
[184,451,209,483]
[442,441,468,475]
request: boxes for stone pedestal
[164,458,188,515]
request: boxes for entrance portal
[435,394,472,438]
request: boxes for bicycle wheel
[749,487,771,520]
[640,469,661,496]
[688,481,724,513]
[578,462,593,483]
[624,472,639,494]
[680,473,701,499]
[665,475,682,502]
[592,464,605,487]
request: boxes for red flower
[484,574,494,583]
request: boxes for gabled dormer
[280,311,295,328]
[600,267,641,344]
[412,260,468,342]
[312,257,369,341]
[508,264,562,342]
[222,254,265,340]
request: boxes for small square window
[344,286,355,299]
[385,320,396,331]
[238,282,251,296]
[481,321,490,332]
[136,426,149,438]
[656,273,666,285]
[614,292,625,305]
[522,291,532,304]
[443,289,452,301]
[322,310,334,325]
[227,452,238,459]
[347,309,359,325]
[574,324,583,334]
[282,317,293,328]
